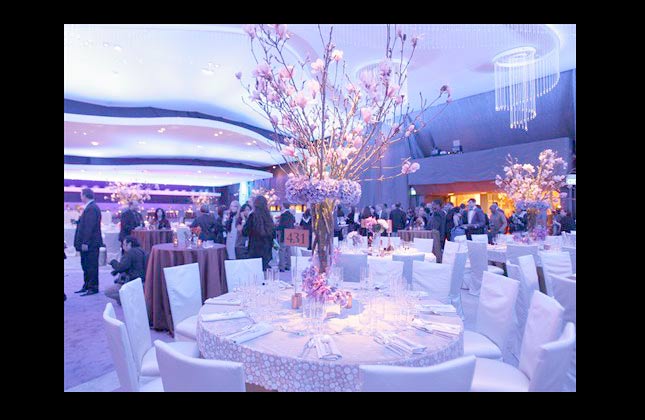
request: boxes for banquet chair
[505,244,539,266]
[551,275,576,392]
[387,235,401,248]
[367,258,403,289]
[119,278,200,377]
[392,252,427,285]
[413,238,434,253]
[545,235,563,249]
[163,263,203,341]
[412,251,467,318]
[508,255,542,359]
[471,292,568,392]
[540,252,573,297]
[360,355,476,392]
[464,272,519,360]
[442,240,464,266]
[562,246,576,274]
[465,241,504,296]
[471,234,489,243]
[337,253,368,282]
[103,303,163,392]
[454,235,467,243]
[224,258,263,292]
[300,248,313,257]
[333,237,339,247]
[154,340,245,392]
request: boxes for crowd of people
[69,188,575,305]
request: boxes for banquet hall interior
[64,24,576,392]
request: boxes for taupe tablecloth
[131,229,174,253]
[144,243,228,335]
[398,230,443,262]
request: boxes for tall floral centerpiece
[238,24,450,273]
[495,149,567,236]
[108,182,151,206]
[251,187,279,207]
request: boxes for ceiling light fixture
[91,141,99,146]
[138,141,146,145]
[157,127,166,133]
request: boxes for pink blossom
[266,90,279,103]
[311,58,325,73]
[397,28,403,39]
[279,65,295,80]
[401,162,420,174]
[360,108,372,124]
[346,83,358,94]
[242,24,257,39]
[440,85,452,95]
[379,60,392,79]
[353,137,363,149]
[294,91,308,109]
[305,79,320,98]
[276,24,289,39]
[411,34,423,48]
[234,71,242,80]
[386,84,399,98]
[395,94,405,105]
[309,123,317,131]
[359,70,376,89]
[331,49,344,61]
[270,114,279,126]
[250,91,261,101]
[252,62,272,79]
[282,145,296,157]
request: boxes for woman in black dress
[242,196,276,270]
[153,208,171,229]
[299,208,313,250]
[358,206,373,236]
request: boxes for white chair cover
[367,258,404,288]
[471,234,488,243]
[413,237,434,253]
[442,240,463,266]
[103,303,163,392]
[333,237,339,247]
[551,274,576,392]
[509,255,541,360]
[163,263,202,338]
[119,279,152,375]
[465,241,489,295]
[529,322,576,392]
[412,253,467,319]
[519,291,564,381]
[545,235,562,249]
[360,355,476,392]
[470,272,520,359]
[540,252,573,297]
[224,258,263,291]
[505,244,539,266]
[337,253,368,283]
[562,246,576,274]
[387,236,401,247]
[154,340,245,392]
[392,252,426,285]
[454,235,467,243]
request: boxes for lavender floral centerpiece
[301,265,351,307]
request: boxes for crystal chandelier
[493,43,560,131]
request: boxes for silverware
[226,324,254,339]
[298,338,315,358]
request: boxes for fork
[298,338,315,358]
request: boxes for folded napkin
[205,297,242,306]
[277,280,293,289]
[417,303,457,313]
[377,332,426,355]
[314,335,342,361]
[412,318,461,335]
[226,323,273,344]
[201,310,247,322]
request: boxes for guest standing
[191,205,217,241]
[152,208,171,230]
[119,200,144,243]
[235,204,252,259]
[73,188,102,296]
[429,199,447,244]
[300,208,313,250]
[243,196,275,271]
[358,206,373,236]
[277,203,296,272]
[389,202,407,233]
[509,208,528,233]
[488,204,508,243]
[462,198,486,239]
[104,236,147,305]
[225,200,240,259]
[558,209,576,233]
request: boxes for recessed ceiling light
[73,131,78,134]
[197,170,202,174]
[219,131,223,135]
[226,172,230,175]
[138,141,146,145]
[196,145,203,149]
[82,132,87,136]
[81,169,86,172]
[246,142,252,146]
[157,128,166,133]
[252,140,257,144]
[103,42,109,47]
[213,133,219,137]
[201,69,214,76]
[91,141,99,146]
[113,45,122,52]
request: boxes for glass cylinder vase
[310,198,336,274]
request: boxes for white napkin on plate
[277,280,293,289]
[201,310,247,322]
[205,297,242,306]
[412,318,461,335]
[314,335,342,360]
[226,323,273,344]
[417,303,457,313]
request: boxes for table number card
[284,228,309,247]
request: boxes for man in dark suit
[73,188,103,296]
[462,198,487,239]
[191,205,217,241]
[104,236,147,305]
[119,200,144,243]
[277,203,296,272]
[389,202,407,233]
[429,199,447,242]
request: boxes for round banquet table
[397,229,443,262]
[131,228,174,253]
[196,288,463,392]
[144,243,228,335]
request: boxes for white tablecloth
[197,290,463,392]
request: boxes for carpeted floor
[64,254,515,391]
